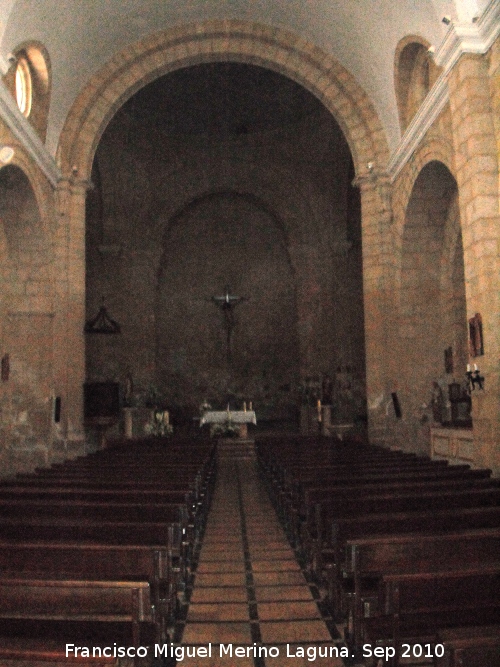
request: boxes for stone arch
[57,20,390,183]
[394,35,441,132]
[392,136,456,299]
[0,161,56,474]
[397,159,467,447]
[0,161,54,310]
[155,189,300,411]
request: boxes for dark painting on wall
[469,313,484,357]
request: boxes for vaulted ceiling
[0,0,492,156]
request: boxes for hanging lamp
[84,297,121,334]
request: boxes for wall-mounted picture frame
[444,346,453,374]
[469,313,484,357]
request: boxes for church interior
[0,0,499,664]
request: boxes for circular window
[15,57,32,117]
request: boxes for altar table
[200,410,257,438]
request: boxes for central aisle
[178,456,345,666]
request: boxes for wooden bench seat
[342,528,500,654]
[318,504,500,615]
[435,625,500,667]
[0,577,157,646]
[293,485,500,554]
[0,540,174,637]
[361,566,500,666]
[0,637,118,665]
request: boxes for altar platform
[200,409,257,439]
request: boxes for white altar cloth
[200,410,257,426]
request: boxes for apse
[85,62,365,427]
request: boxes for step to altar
[217,438,255,459]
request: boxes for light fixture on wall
[466,364,484,392]
[0,146,15,165]
[84,297,121,335]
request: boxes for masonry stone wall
[1,23,499,476]
[85,100,366,426]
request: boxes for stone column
[448,53,500,474]
[355,172,396,446]
[54,176,88,452]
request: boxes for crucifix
[212,286,247,364]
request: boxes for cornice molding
[434,0,500,69]
[387,73,450,180]
[0,80,61,188]
[0,55,9,76]
[388,0,500,182]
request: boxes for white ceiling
[0,0,488,156]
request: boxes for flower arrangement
[144,410,173,437]
[210,420,240,438]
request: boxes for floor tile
[187,602,249,622]
[251,559,301,572]
[182,622,253,644]
[180,457,337,659]
[266,643,346,666]
[257,600,322,621]
[194,572,247,586]
[252,570,308,586]
[254,586,315,602]
[259,620,333,643]
[189,586,249,603]
[196,561,246,573]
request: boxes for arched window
[394,38,441,132]
[3,43,51,141]
[15,55,32,117]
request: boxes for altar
[200,410,257,439]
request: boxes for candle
[249,402,252,411]
[467,364,471,372]
[243,402,247,412]
[474,364,478,371]
[163,411,169,425]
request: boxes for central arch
[55,20,391,443]
[57,20,389,181]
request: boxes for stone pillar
[54,176,88,452]
[448,53,500,474]
[123,407,133,438]
[355,172,396,447]
[321,404,332,436]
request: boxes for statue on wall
[431,381,444,424]
[321,373,333,405]
[211,286,248,364]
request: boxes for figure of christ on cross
[211,286,248,364]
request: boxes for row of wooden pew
[256,435,500,667]
[0,436,216,665]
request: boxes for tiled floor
[175,455,346,667]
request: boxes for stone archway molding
[57,20,390,182]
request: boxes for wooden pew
[361,566,500,667]
[280,467,491,529]
[342,528,500,655]
[319,504,500,617]
[0,577,157,649]
[0,540,173,638]
[0,637,118,665]
[435,625,500,667]
[294,484,500,556]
